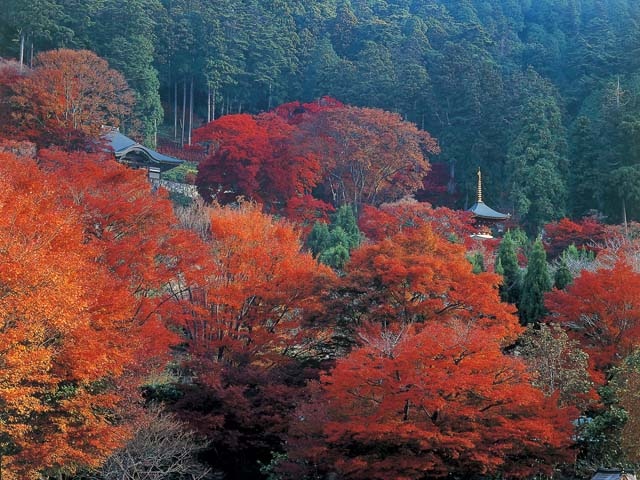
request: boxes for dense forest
[4,0,640,228]
[4,1,640,480]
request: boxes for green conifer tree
[554,258,573,290]
[306,204,362,270]
[468,251,485,274]
[496,230,522,305]
[333,204,362,250]
[520,239,552,324]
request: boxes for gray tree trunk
[19,31,25,72]
[212,87,216,121]
[174,81,178,143]
[181,81,186,147]
[188,77,194,145]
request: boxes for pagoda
[468,168,510,238]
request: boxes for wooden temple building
[468,168,510,238]
[103,127,183,180]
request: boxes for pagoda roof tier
[467,168,510,221]
[469,201,510,220]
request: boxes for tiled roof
[103,130,183,166]
[592,469,637,480]
[468,201,510,220]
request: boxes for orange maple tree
[0,145,208,478]
[176,201,334,367]
[167,202,335,473]
[0,152,133,477]
[37,148,207,372]
[284,223,575,479]
[2,49,134,147]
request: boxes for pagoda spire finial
[477,167,483,203]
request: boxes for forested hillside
[7,2,640,480]
[3,0,640,227]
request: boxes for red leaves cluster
[543,216,606,258]
[194,98,438,217]
[314,325,574,480]
[358,200,476,244]
[546,260,640,383]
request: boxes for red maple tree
[284,224,575,479]
[543,216,606,258]
[194,99,439,217]
[546,260,640,382]
[194,112,322,211]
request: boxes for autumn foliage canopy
[283,219,576,479]
[194,98,439,217]
[0,143,208,478]
[0,49,134,148]
[0,47,588,479]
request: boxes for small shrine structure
[468,168,510,238]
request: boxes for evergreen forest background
[3,0,640,229]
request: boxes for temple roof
[469,201,510,220]
[103,129,183,168]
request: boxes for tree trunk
[212,87,216,121]
[29,39,34,68]
[19,31,25,72]
[181,80,187,147]
[207,85,211,123]
[174,81,178,143]
[188,77,194,145]
[623,196,629,240]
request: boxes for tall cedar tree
[307,204,362,269]
[520,239,552,324]
[284,222,575,479]
[496,230,522,305]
